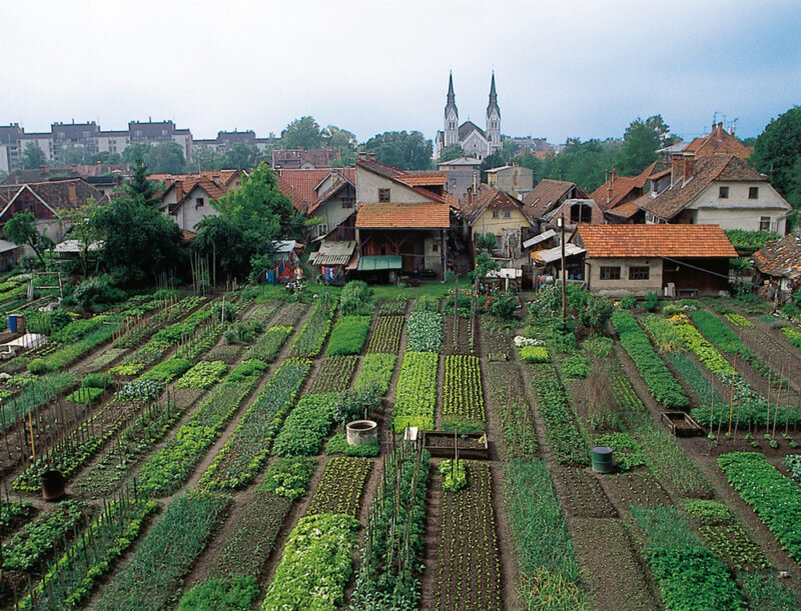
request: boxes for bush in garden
[619,295,636,310]
[333,383,382,426]
[520,346,549,362]
[560,355,589,379]
[339,280,374,315]
[413,295,440,312]
[72,274,126,311]
[325,433,380,457]
[642,291,660,312]
[226,359,267,384]
[487,291,518,319]
[27,358,49,374]
[178,360,228,389]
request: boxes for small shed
[753,233,801,301]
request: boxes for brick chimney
[671,154,683,184]
[368,152,376,160]
[358,152,368,161]
[683,154,696,182]
[175,180,184,202]
[67,182,77,205]
[606,169,615,205]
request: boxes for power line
[660,255,799,304]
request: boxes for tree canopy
[616,115,675,176]
[751,106,801,208]
[21,144,47,170]
[362,131,433,170]
[121,142,186,174]
[281,116,324,149]
[3,211,54,266]
[437,144,465,163]
[122,154,161,206]
[194,162,303,280]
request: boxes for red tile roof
[590,163,655,212]
[577,224,738,258]
[637,155,767,220]
[462,184,529,224]
[400,172,448,187]
[356,159,446,204]
[605,200,642,219]
[753,234,801,279]
[355,202,451,229]
[523,179,580,217]
[277,168,338,213]
[684,123,752,159]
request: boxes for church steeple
[486,71,501,152]
[444,71,459,148]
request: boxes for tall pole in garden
[558,216,566,319]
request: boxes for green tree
[3,211,54,266]
[615,115,673,176]
[363,131,433,170]
[752,106,801,208]
[323,125,358,166]
[122,154,160,205]
[437,144,465,163]
[500,137,520,162]
[121,143,152,164]
[195,162,303,280]
[61,199,102,277]
[89,151,122,165]
[546,138,620,191]
[58,146,89,166]
[191,146,218,171]
[281,116,324,149]
[145,142,186,174]
[219,143,258,170]
[91,194,183,286]
[21,144,47,170]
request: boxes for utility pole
[558,216,566,319]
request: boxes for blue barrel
[592,446,614,474]
[7,315,18,332]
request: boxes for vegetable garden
[3,279,801,610]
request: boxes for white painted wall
[689,182,791,233]
[585,257,663,296]
[356,165,435,204]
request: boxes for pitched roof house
[353,155,456,277]
[574,224,737,297]
[157,170,244,232]
[460,185,533,258]
[635,154,792,233]
[0,178,106,244]
[271,148,340,169]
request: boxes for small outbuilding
[753,233,801,301]
[575,224,738,297]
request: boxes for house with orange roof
[661,122,752,160]
[574,224,738,297]
[157,170,245,232]
[635,154,792,233]
[460,184,534,258]
[352,154,459,278]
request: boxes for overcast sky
[3,0,800,145]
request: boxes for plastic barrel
[591,446,614,474]
[7,315,17,332]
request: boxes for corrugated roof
[357,255,402,271]
[310,240,356,266]
[577,224,738,258]
[356,202,451,228]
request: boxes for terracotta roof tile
[400,172,448,187]
[605,200,642,219]
[523,179,581,217]
[753,234,801,278]
[590,163,655,212]
[277,168,347,213]
[637,155,766,220]
[462,184,529,224]
[684,124,753,159]
[577,224,738,258]
[356,202,450,229]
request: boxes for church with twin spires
[435,72,501,160]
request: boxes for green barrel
[591,446,614,474]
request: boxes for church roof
[459,121,486,140]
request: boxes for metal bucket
[591,446,614,474]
